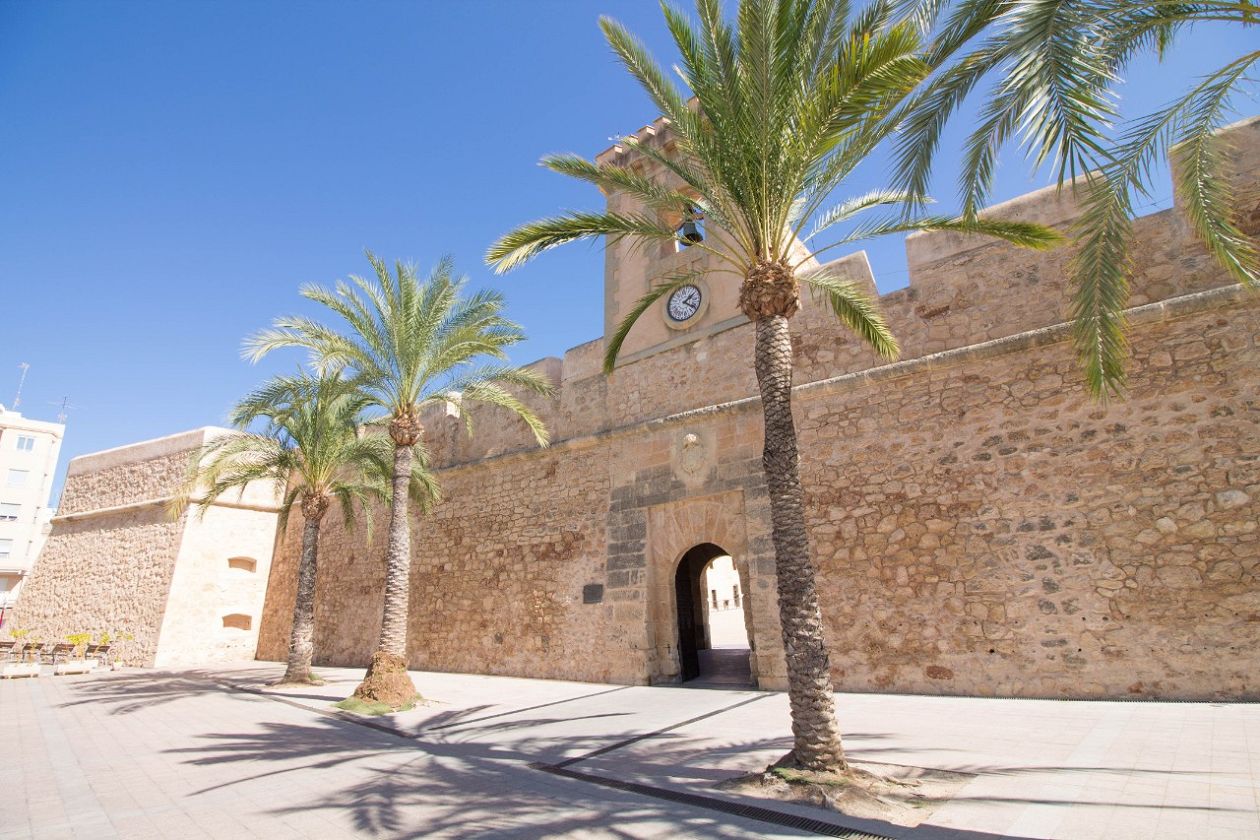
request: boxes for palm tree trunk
[379,442,413,655]
[754,314,847,772]
[282,515,321,684]
[352,440,420,706]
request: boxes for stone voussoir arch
[645,490,760,684]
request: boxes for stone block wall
[258,443,624,681]
[155,502,283,668]
[13,507,186,666]
[259,288,1257,699]
[796,289,1259,699]
[13,428,281,666]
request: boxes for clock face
[666,284,703,322]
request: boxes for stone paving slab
[3,662,1259,839]
[2,666,815,839]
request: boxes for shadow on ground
[55,669,1249,839]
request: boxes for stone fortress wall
[278,116,1254,697]
[13,429,282,667]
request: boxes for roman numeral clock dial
[667,284,702,323]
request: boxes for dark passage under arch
[675,542,752,687]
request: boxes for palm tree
[246,253,552,706]
[487,0,1059,772]
[173,371,403,685]
[891,0,1259,396]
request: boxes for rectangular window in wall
[15,436,35,452]
[0,503,18,521]
[0,538,12,558]
[5,470,29,489]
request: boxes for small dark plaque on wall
[582,583,605,604]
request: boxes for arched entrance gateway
[674,543,753,687]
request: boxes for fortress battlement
[421,114,1260,471]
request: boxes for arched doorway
[674,543,753,687]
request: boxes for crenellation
[906,180,1085,271]
[422,115,1260,474]
[561,337,605,383]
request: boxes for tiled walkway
[2,664,1258,839]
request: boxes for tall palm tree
[173,371,406,685]
[488,0,1059,771]
[891,0,1259,396]
[246,253,552,706]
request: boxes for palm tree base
[352,651,420,708]
[773,749,850,777]
[274,670,324,687]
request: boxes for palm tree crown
[487,0,1061,372]
[174,370,399,530]
[245,252,552,446]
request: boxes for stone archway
[644,490,762,686]
[674,543,753,686]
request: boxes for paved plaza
[2,664,1258,839]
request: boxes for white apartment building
[0,403,64,627]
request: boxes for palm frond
[249,254,551,463]
[542,154,695,213]
[1170,54,1260,287]
[603,272,699,373]
[801,269,901,359]
[598,14,691,124]
[460,381,550,447]
[806,190,921,242]
[489,0,1074,381]
[486,211,701,274]
[407,449,442,514]
[440,363,555,400]
[1070,173,1134,398]
[806,213,1063,263]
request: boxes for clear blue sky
[1,1,1252,503]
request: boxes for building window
[0,539,12,559]
[6,470,28,489]
[0,503,18,521]
[227,557,256,573]
[222,614,252,631]
[15,436,35,452]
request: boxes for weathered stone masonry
[14,429,282,667]
[249,114,1254,699]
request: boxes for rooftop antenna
[13,362,29,409]
[50,396,75,424]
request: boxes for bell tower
[595,117,746,366]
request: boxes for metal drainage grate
[532,762,895,839]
